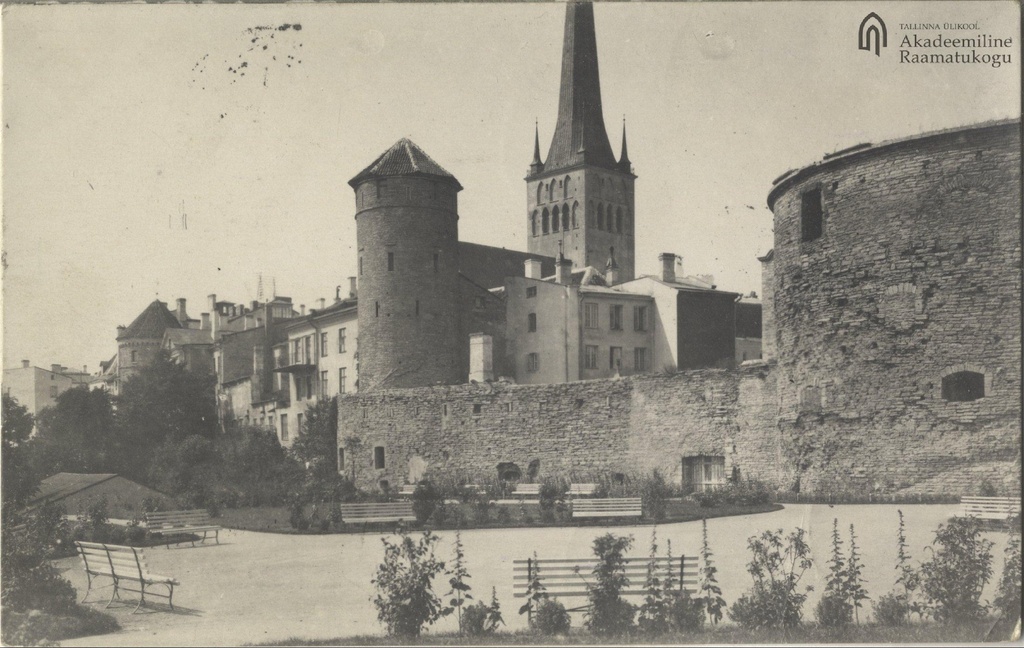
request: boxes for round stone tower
[349,139,463,390]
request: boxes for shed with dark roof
[26,473,170,517]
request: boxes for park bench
[339,501,415,526]
[568,483,598,497]
[514,554,697,612]
[572,497,643,519]
[397,484,417,498]
[75,541,179,613]
[144,510,221,548]
[512,483,541,500]
[958,496,1021,522]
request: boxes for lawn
[254,619,1010,645]
[215,500,783,534]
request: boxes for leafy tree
[289,397,337,470]
[586,533,636,635]
[147,435,219,508]
[729,528,814,629]
[371,530,451,637]
[31,388,117,477]
[993,532,1021,623]
[1,394,38,519]
[918,516,994,622]
[220,426,302,507]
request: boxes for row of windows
[294,367,350,401]
[535,176,629,205]
[583,303,648,331]
[337,445,386,472]
[359,252,442,276]
[583,346,648,371]
[531,202,631,236]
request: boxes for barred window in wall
[280,414,289,442]
[320,332,328,357]
[526,353,540,373]
[683,455,725,492]
[634,305,648,331]
[374,446,386,469]
[584,302,599,328]
[584,345,599,370]
[634,347,648,371]
[609,305,624,330]
[526,286,537,298]
[338,328,347,353]
[339,367,347,394]
[320,371,329,398]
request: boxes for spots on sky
[190,23,305,95]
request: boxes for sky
[2,1,1020,374]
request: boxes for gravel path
[59,503,1011,646]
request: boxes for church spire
[529,120,544,175]
[618,117,632,173]
[543,2,617,173]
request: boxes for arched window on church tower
[588,201,595,227]
[625,209,632,236]
[532,211,538,237]
[597,204,605,231]
[542,208,550,234]
[571,202,579,228]
[564,176,571,200]
[551,205,560,232]
[536,183,542,205]
[562,204,569,231]
[616,207,623,233]
[548,182,554,202]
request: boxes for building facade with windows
[3,360,91,422]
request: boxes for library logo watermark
[857,14,1014,68]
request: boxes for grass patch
[1,605,120,645]
[217,502,782,534]
[251,619,1003,645]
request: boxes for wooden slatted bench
[514,555,698,612]
[75,541,179,613]
[959,496,1021,521]
[145,510,221,548]
[568,483,598,497]
[512,484,541,499]
[572,497,643,519]
[340,501,415,526]
[397,484,417,498]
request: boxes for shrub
[472,493,492,526]
[639,470,669,521]
[728,528,814,629]
[371,530,450,637]
[532,598,570,635]
[873,592,911,627]
[538,482,563,524]
[462,588,504,636]
[586,533,636,636]
[1,606,119,646]
[993,533,1021,622]
[1,528,77,616]
[918,516,994,622]
[694,480,773,508]
[412,481,442,525]
[25,501,72,558]
[815,593,852,627]
[667,589,705,631]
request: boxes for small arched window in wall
[542,208,550,234]
[942,371,985,402]
[572,202,579,228]
[625,209,632,236]
[547,182,554,202]
[564,176,571,200]
[597,204,605,230]
[616,207,623,233]
[551,205,560,232]
[531,211,538,236]
[562,204,569,231]
[536,183,542,205]
[588,201,595,227]
[374,446,386,470]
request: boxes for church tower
[526,1,636,283]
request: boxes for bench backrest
[572,498,643,514]
[145,510,212,528]
[514,555,698,599]
[960,497,1021,517]
[513,484,541,495]
[76,541,145,580]
[568,484,598,495]
[340,502,415,521]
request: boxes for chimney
[318,298,326,311]
[201,313,210,330]
[21,359,29,368]
[300,304,306,316]
[116,325,126,339]
[524,258,543,280]
[252,300,259,312]
[176,298,187,324]
[605,246,620,286]
[208,294,217,312]
[83,365,88,373]
[659,253,678,283]
[348,276,358,299]
[555,255,572,285]
[51,364,61,373]
[469,333,494,382]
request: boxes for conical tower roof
[543,2,617,173]
[348,138,462,190]
[118,300,182,340]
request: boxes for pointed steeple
[618,118,632,173]
[529,121,545,175]
[544,2,617,172]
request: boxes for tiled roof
[163,328,213,346]
[349,139,462,189]
[458,242,556,289]
[28,473,118,507]
[119,300,182,340]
